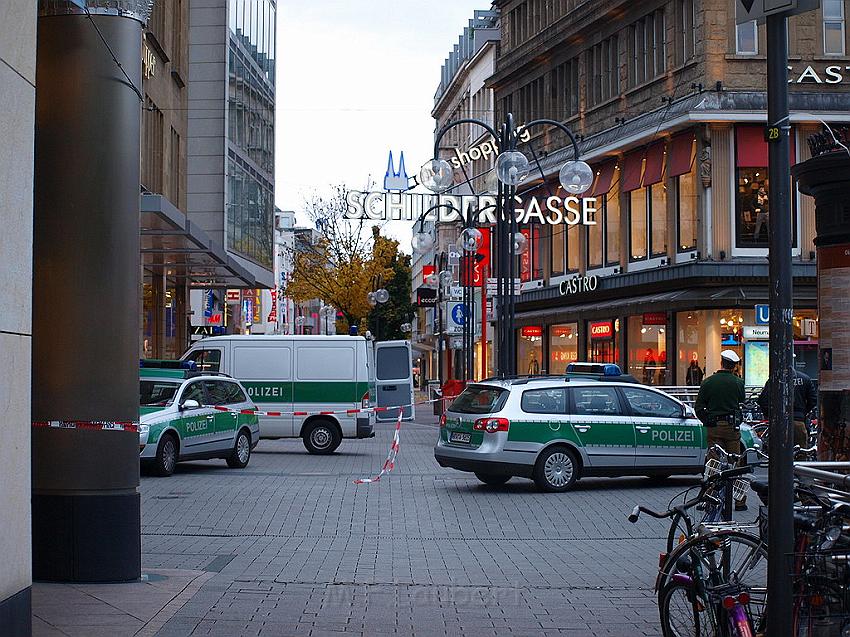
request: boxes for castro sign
[559,275,599,296]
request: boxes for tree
[368,226,415,341]
[284,185,394,332]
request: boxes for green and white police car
[139,362,260,476]
[435,364,760,492]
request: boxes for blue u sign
[755,304,770,325]
[451,303,469,326]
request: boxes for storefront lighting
[659,328,665,334]
[641,327,647,334]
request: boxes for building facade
[415,8,500,385]
[477,0,847,387]
[0,1,35,631]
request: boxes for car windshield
[140,380,181,406]
[449,385,507,414]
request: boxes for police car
[139,361,260,476]
[434,363,760,492]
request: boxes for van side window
[376,346,409,380]
[204,380,247,405]
[521,388,567,414]
[185,349,222,373]
[571,387,622,416]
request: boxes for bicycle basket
[705,458,723,478]
[792,550,850,637]
[733,478,750,503]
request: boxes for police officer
[695,349,747,509]
[757,360,816,449]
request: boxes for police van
[181,336,414,454]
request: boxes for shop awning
[141,194,261,289]
[736,125,797,167]
[641,142,666,187]
[590,161,616,197]
[668,131,695,177]
[621,148,644,192]
[515,286,817,323]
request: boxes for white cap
[721,349,741,364]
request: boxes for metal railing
[654,386,764,406]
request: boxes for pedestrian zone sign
[445,302,468,334]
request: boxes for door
[619,386,703,469]
[203,379,243,450]
[176,380,217,453]
[567,386,635,468]
[233,344,293,437]
[375,340,415,421]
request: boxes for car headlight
[139,424,150,436]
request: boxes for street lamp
[368,275,389,340]
[421,114,592,377]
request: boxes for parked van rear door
[374,340,414,421]
[233,343,293,437]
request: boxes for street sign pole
[766,12,795,636]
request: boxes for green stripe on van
[242,381,369,404]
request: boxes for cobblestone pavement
[145,416,698,636]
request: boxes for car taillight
[362,391,369,409]
[439,414,446,428]
[473,417,509,433]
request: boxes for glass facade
[517,328,544,375]
[226,0,275,269]
[549,323,578,374]
[627,315,667,385]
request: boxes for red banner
[459,228,490,287]
[521,326,543,338]
[642,312,667,325]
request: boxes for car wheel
[533,446,579,492]
[226,429,251,468]
[474,472,511,486]
[303,420,342,454]
[154,433,178,477]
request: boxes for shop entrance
[587,319,618,364]
[589,339,616,364]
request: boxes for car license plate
[450,431,471,444]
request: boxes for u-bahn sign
[345,191,599,226]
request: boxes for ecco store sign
[788,64,850,84]
[345,191,599,226]
[559,275,599,296]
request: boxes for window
[180,381,207,405]
[606,179,621,266]
[736,167,770,247]
[677,0,696,63]
[736,21,758,55]
[588,202,603,269]
[377,345,410,380]
[140,380,180,406]
[549,323,578,374]
[518,328,544,375]
[142,97,163,194]
[587,35,619,106]
[551,223,565,276]
[570,387,622,416]
[550,58,579,120]
[627,315,668,385]
[204,380,248,405]
[521,388,567,414]
[824,0,846,55]
[169,127,180,206]
[630,10,667,87]
[629,184,666,262]
[449,385,507,414]
[184,349,222,372]
[677,167,697,251]
[621,387,681,418]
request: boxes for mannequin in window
[642,348,656,385]
[527,350,540,375]
[753,186,769,241]
[686,359,704,386]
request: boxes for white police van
[181,336,414,454]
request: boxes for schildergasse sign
[344,191,600,226]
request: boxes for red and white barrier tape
[210,396,444,418]
[354,410,402,484]
[33,420,139,432]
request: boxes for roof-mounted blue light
[139,359,197,370]
[566,362,622,376]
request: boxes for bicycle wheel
[658,530,768,627]
[659,581,706,637]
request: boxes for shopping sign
[416,286,437,307]
[590,321,614,339]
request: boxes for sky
[275,0,488,249]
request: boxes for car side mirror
[682,404,694,419]
[180,399,200,411]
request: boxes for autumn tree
[284,185,394,331]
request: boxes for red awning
[668,131,695,177]
[736,125,797,168]
[590,161,616,197]
[641,142,666,187]
[621,149,644,192]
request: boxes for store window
[587,319,619,364]
[606,180,621,266]
[677,166,698,251]
[676,310,707,386]
[549,323,579,374]
[551,223,565,277]
[629,187,648,261]
[517,326,544,375]
[627,315,668,386]
[519,226,543,282]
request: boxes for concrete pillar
[32,1,150,582]
[794,148,850,461]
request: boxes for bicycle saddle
[751,478,769,505]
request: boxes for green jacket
[694,370,745,426]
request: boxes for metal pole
[766,13,794,636]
